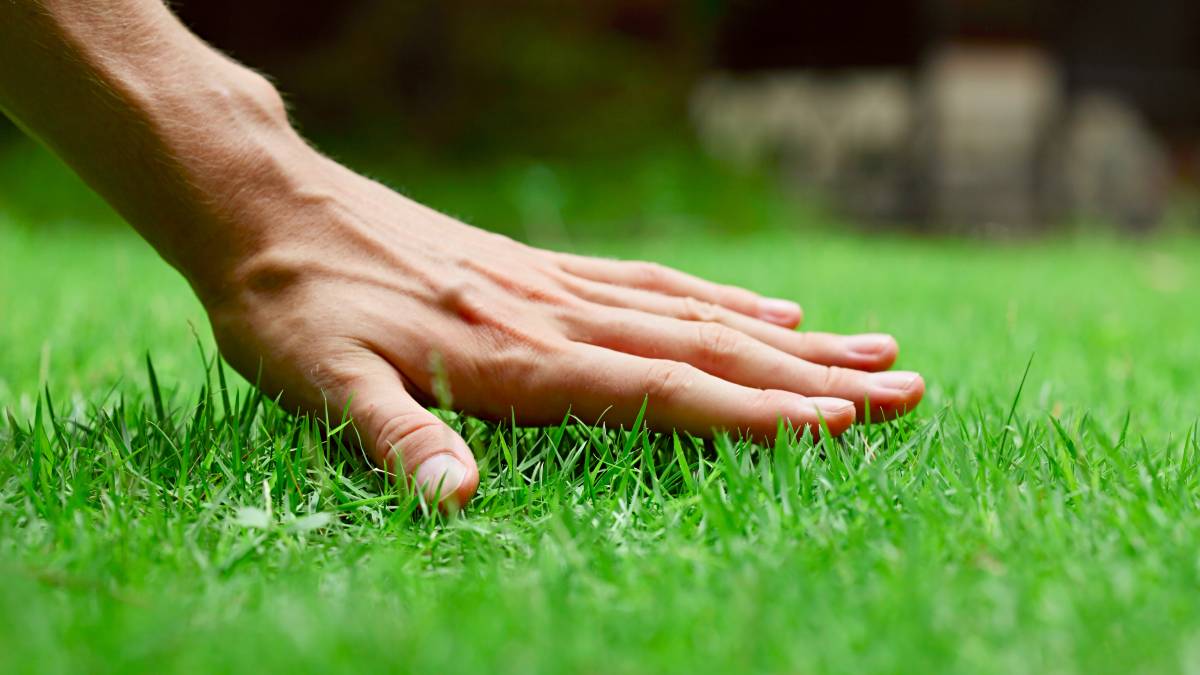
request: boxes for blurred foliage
[2,0,1197,236]
[0,133,831,243]
[171,0,719,159]
[0,1,722,160]
[4,131,1197,243]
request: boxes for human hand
[0,0,921,509]
[200,155,924,508]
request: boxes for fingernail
[414,455,467,502]
[758,298,801,324]
[844,334,895,357]
[810,397,855,417]
[868,371,921,394]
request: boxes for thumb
[339,360,479,508]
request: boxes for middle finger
[565,305,925,422]
[560,275,899,372]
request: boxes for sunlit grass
[3,196,1200,672]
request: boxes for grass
[3,153,1200,673]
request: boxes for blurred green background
[1,0,1198,238]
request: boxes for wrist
[156,120,330,304]
[0,0,338,306]
[117,68,327,300]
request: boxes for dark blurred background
[2,0,1198,236]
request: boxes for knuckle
[523,283,578,308]
[694,322,742,368]
[547,296,591,329]
[557,302,612,339]
[439,281,485,319]
[375,410,442,468]
[749,388,794,417]
[680,296,722,323]
[477,336,571,396]
[631,261,670,288]
[818,365,852,392]
[644,360,698,404]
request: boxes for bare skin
[0,1,924,508]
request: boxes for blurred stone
[918,45,1062,232]
[820,73,916,221]
[690,71,915,220]
[690,73,823,171]
[691,47,1170,233]
[1052,93,1169,232]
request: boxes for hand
[202,155,925,508]
[0,0,922,509]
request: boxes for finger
[560,276,897,371]
[552,342,857,441]
[555,253,803,328]
[568,308,924,422]
[339,359,479,509]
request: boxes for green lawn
[3,188,1200,673]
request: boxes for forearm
[0,0,316,296]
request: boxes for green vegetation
[2,147,1200,673]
